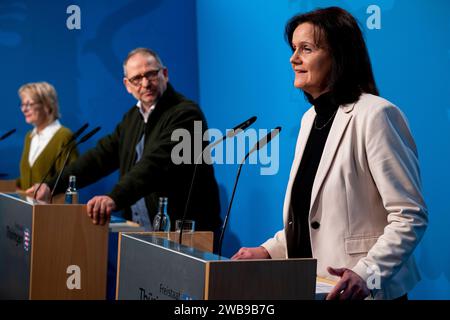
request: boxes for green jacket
[17,126,79,190]
[48,84,221,232]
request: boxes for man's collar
[136,101,156,123]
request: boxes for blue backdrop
[0,0,448,299]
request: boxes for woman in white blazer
[232,7,428,300]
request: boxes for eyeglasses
[19,102,41,111]
[126,69,162,87]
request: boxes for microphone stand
[217,155,247,257]
[177,138,220,244]
[49,145,77,203]
[33,145,72,199]
[217,127,281,257]
[178,116,257,245]
[48,126,101,203]
[33,123,89,199]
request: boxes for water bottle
[152,197,171,231]
[64,175,78,204]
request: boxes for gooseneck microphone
[50,126,101,202]
[0,129,16,177]
[212,116,257,149]
[0,128,16,141]
[218,126,281,257]
[62,123,90,148]
[33,123,89,199]
[178,116,257,244]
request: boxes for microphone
[218,126,281,257]
[178,116,257,244]
[0,128,16,178]
[76,126,101,144]
[32,123,89,199]
[62,123,89,148]
[211,116,257,149]
[49,126,101,202]
[0,128,16,141]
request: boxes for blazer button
[311,221,320,229]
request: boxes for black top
[286,92,339,258]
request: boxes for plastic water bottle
[152,197,171,231]
[64,175,78,204]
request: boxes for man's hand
[26,183,51,202]
[86,195,116,225]
[326,267,370,300]
[231,246,271,260]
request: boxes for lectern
[116,234,316,300]
[0,193,108,299]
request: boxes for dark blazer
[48,83,221,232]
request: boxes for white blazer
[262,94,428,299]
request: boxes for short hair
[123,48,165,77]
[18,82,60,121]
[285,7,379,104]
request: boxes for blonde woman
[16,82,78,190]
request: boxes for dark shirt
[286,92,339,258]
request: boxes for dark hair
[285,7,379,104]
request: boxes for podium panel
[116,234,316,300]
[205,259,316,299]
[0,193,33,299]
[0,193,108,299]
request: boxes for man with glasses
[31,48,221,234]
